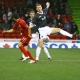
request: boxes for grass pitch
[0,48,80,80]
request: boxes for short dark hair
[29,10,35,14]
[11,12,19,19]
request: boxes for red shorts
[20,36,31,46]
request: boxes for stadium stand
[68,0,80,37]
[0,0,79,39]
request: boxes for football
[43,36,50,43]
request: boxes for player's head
[11,12,19,21]
[36,3,42,12]
[29,10,35,18]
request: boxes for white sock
[36,47,41,60]
[22,53,26,58]
[43,46,51,58]
[60,29,72,38]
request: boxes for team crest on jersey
[39,16,41,18]
[42,16,46,20]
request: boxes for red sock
[27,51,35,60]
[19,46,28,57]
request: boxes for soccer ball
[43,36,50,43]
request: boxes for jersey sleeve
[43,7,49,15]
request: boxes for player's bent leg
[38,39,44,48]
[59,29,72,38]
[50,28,72,38]
[43,45,52,60]
[41,37,52,60]
[24,46,35,63]
[21,46,30,61]
[20,45,35,63]
[19,37,35,63]
[19,47,30,60]
[50,28,61,34]
[18,42,29,58]
[24,46,30,59]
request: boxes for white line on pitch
[41,60,80,61]
[0,60,80,62]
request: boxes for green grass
[0,48,80,80]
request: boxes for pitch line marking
[0,60,80,62]
[41,60,80,62]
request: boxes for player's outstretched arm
[3,29,14,33]
[46,2,50,8]
[29,22,34,28]
[43,2,50,14]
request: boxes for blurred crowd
[0,0,79,39]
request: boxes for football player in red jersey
[3,12,35,63]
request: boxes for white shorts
[38,26,53,39]
[30,33,39,43]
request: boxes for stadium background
[0,1,80,80]
[0,0,80,39]
[0,0,80,48]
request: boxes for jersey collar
[37,11,43,14]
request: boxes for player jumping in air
[29,2,73,62]
[29,2,53,62]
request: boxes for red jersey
[12,18,30,37]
